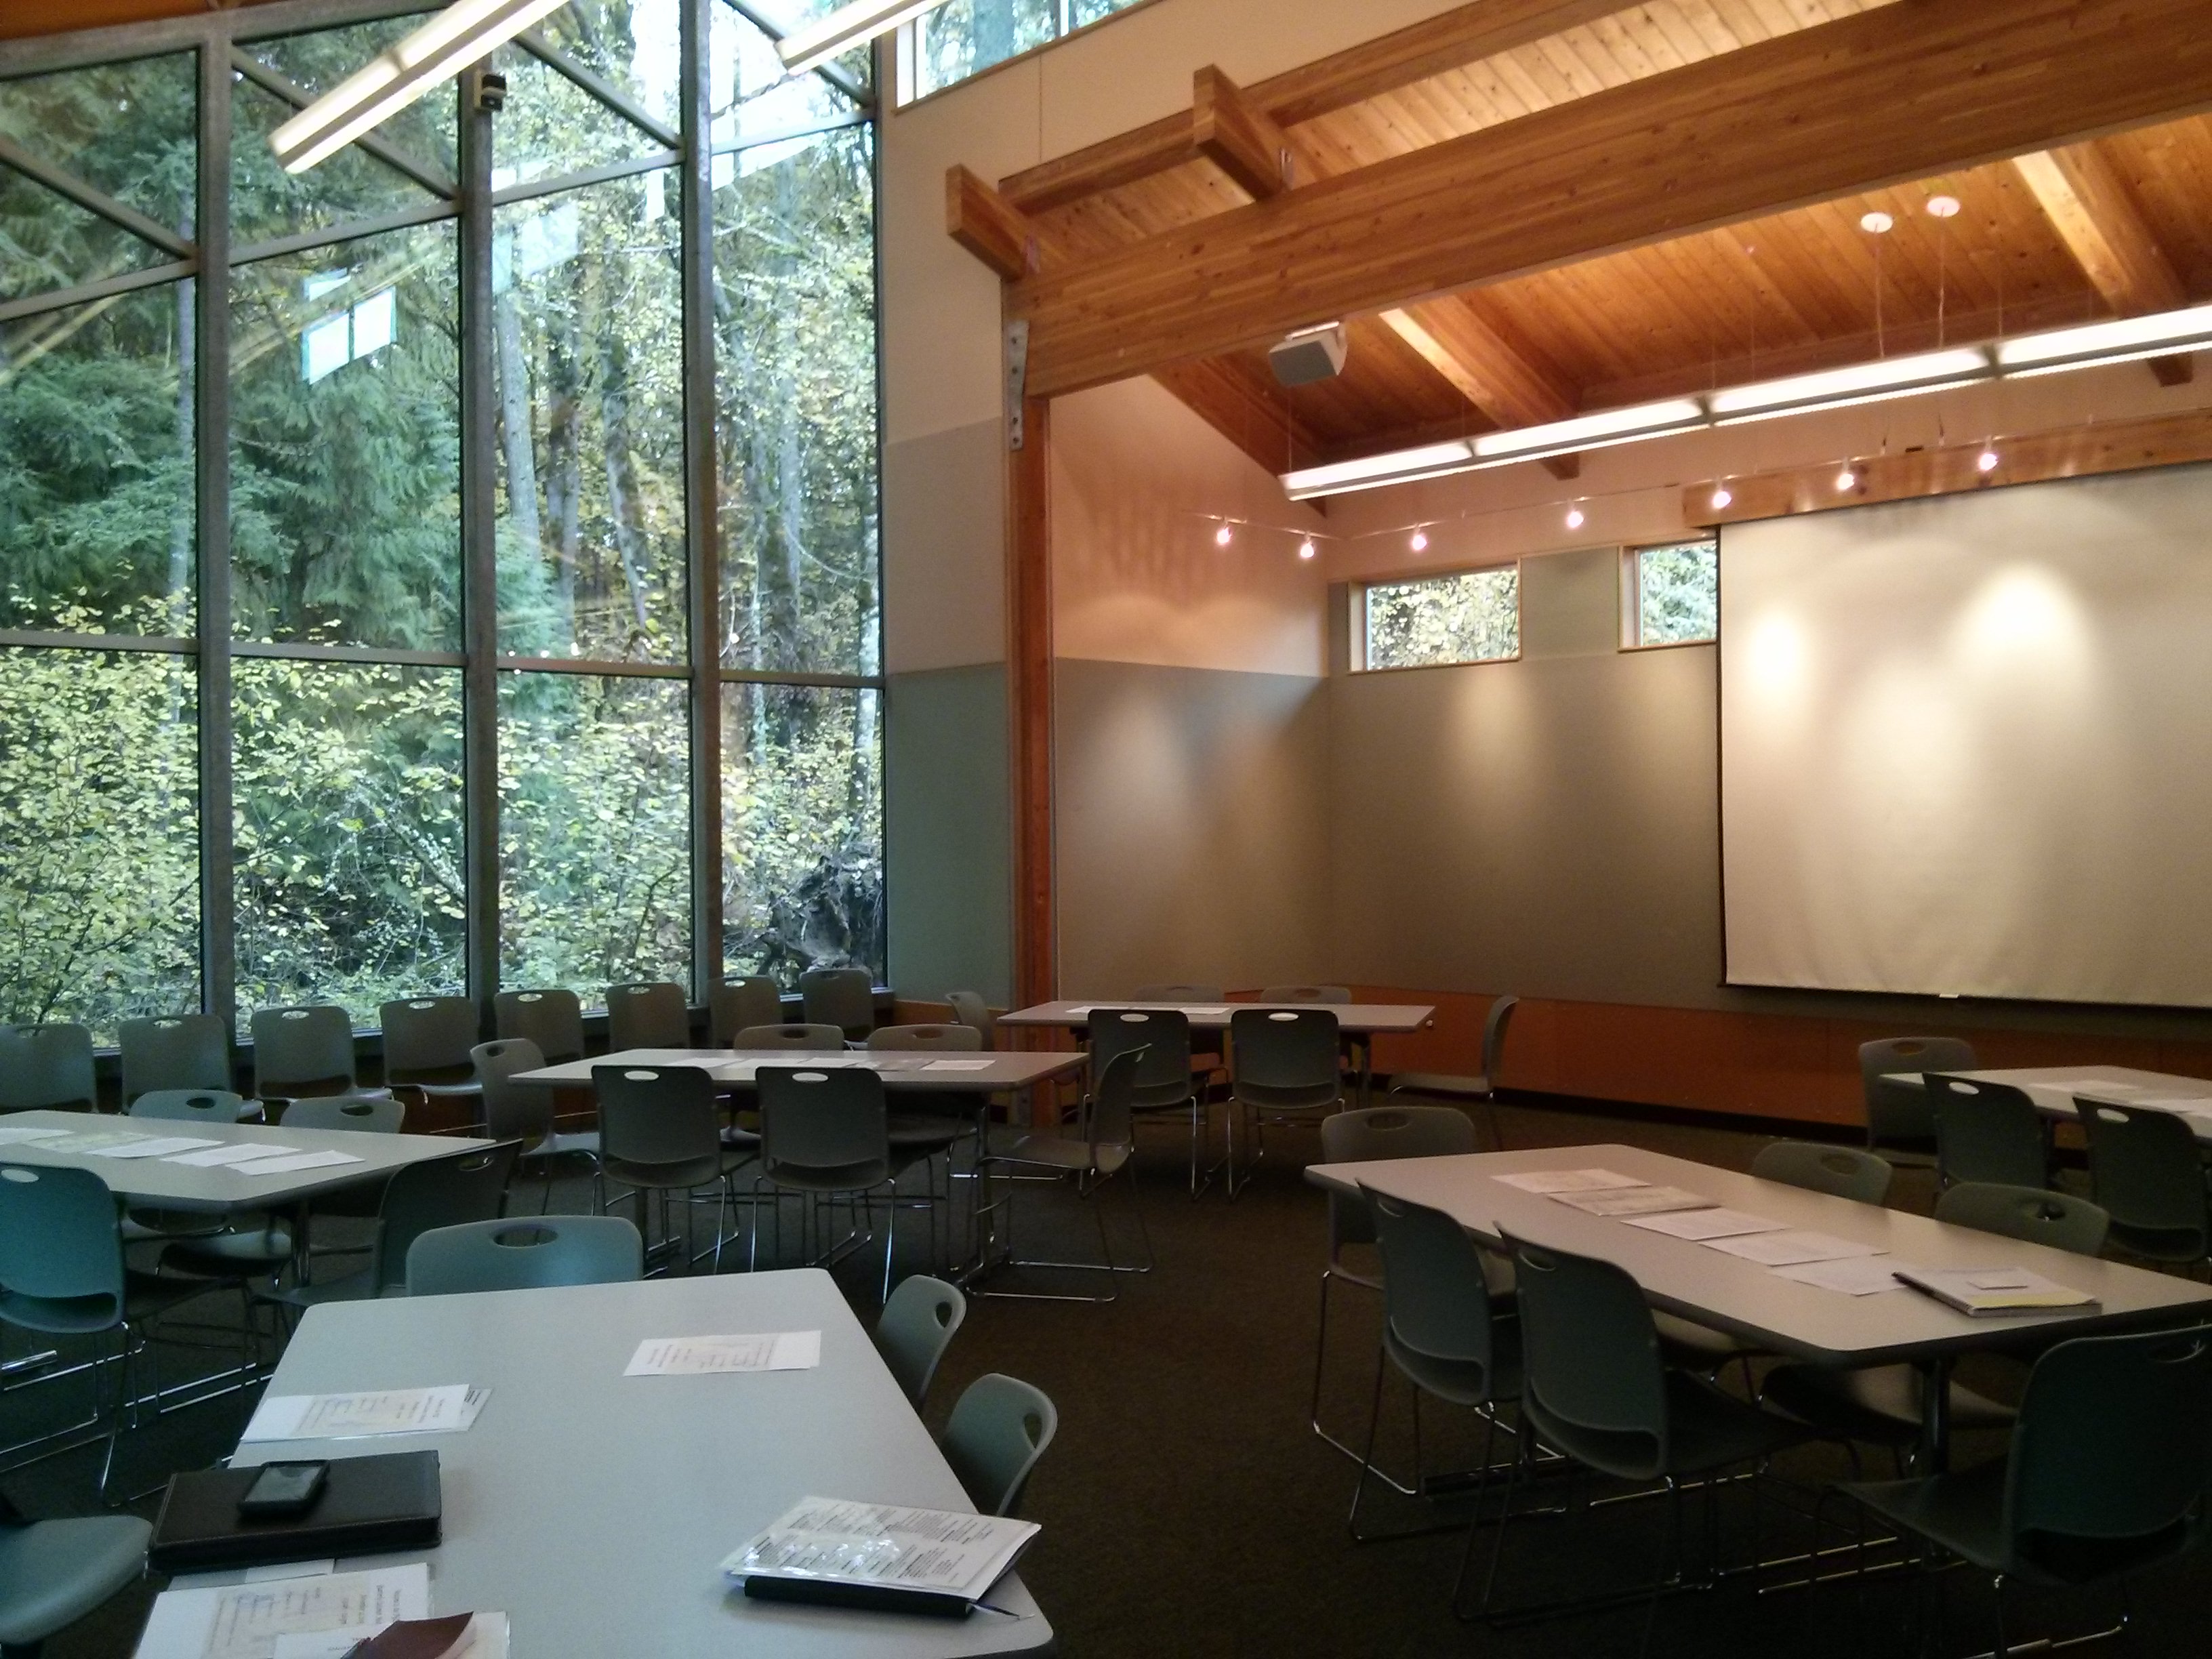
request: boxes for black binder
[739,1576,978,1618]
[149,1451,442,1573]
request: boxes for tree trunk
[494,289,544,632]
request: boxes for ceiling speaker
[1269,322,1349,387]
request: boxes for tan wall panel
[883,418,1009,674]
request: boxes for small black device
[237,1461,328,1519]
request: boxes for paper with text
[1624,1208,1788,1241]
[1493,1169,1645,1195]
[133,1563,428,1659]
[922,1059,994,1073]
[35,1130,157,1155]
[0,1124,72,1146]
[243,1385,481,1442]
[1550,1185,1711,1218]
[167,1143,306,1168]
[624,1331,821,1376]
[231,1150,367,1177]
[81,1136,222,1160]
[1702,1230,1883,1267]
[724,1498,1038,1601]
[1773,1256,1921,1295]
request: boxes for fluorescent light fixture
[1996,302,2212,378]
[1470,398,1704,464]
[1280,439,1475,501]
[777,0,939,75]
[1708,348,1990,425]
[270,0,570,173]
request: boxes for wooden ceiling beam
[1192,67,1294,201]
[996,0,1626,216]
[1006,0,2212,401]
[945,165,1039,281]
[2013,142,2194,385]
[1379,295,1582,478]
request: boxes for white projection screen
[1720,464,2212,1008]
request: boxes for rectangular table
[998,1000,1435,1035]
[1307,1143,2212,1460]
[514,1048,1088,1092]
[182,1269,1051,1658]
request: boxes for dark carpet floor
[12,1094,2211,1657]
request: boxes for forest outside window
[1361,565,1521,671]
[899,0,1151,102]
[1623,539,1719,648]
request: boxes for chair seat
[1385,1318,1521,1409]
[887,1115,970,1151]
[1654,1309,1763,1369]
[529,1129,599,1162]
[1762,1360,2014,1447]
[1389,1072,1492,1101]
[159,1220,297,1277]
[602,1151,747,1192]
[1526,1372,1805,1484]
[390,1065,480,1097]
[989,1133,1131,1176]
[0,1515,152,1647]
[260,1267,377,1311]
[763,1160,893,1195]
[0,1270,209,1335]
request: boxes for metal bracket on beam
[1006,319,1031,450]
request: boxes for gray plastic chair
[711,977,785,1047]
[1092,1008,1214,1197]
[1843,1324,2212,1652]
[606,982,689,1051]
[1860,1036,1978,1164]
[493,989,585,1066]
[405,1216,643,1296]
[251,1005,383,1107]
[280,1094,405,1134]
[1387,994,1519,1147]
[117,1015,231,1105]
[1259,985,1352,1003]
[2074,1097,2210,1266]
[128,1090,255,1124]
[379,996,483,1108]
[1227,1006,1343,1197]
[261,1141,523,1310]
[1929,1073,2049,1191]
[868,1024,983,1053]
[1350,1186,1520,1565]
[756,1065,903,1292]
[594,1065,747,1274]
[0,1025,96,1113]
[472,1039,598,1209]
[1749,1140,1893,1204]
[123,1091,279,1254]
[863,1028,980,1242]
[733,1023,846,1051]
[874,1273,966,1406]
[945,991,997,1050]
[940,1372,1058,1518]
[977,1046,1153,1301]
[1311,1105,1481,1480]
[0,1504,152,1656]
[800,968,876,1041]
[1936,1181,2110,1256]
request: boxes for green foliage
[1366,567,1521,670]
[1636,541,1719,645]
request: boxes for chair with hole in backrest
[378,997,483,1113]
[940,1373,1058,1519]
[251,1005,386,1111]
[1860,1037,1978,1168]
[1929,1073,2049,1192]
[1761,1183,2110,1455]
[117,1015,232,1108]
[472,1039,598,1210]
[756,1065,906,1294]
[866,1025,984,1164]
[710,977,785,1048]
[280,1094,405,1134]
[1130,983,1227,1079]
[1227,1006,1343,1198]
[1841,1324,2212,1654]
[1092,1008,1215,1199]
[874,1273,966,1406]
[2074,1096,2211,1268]
[405,1215,643,1296]
[128,1090,254,1126]
[605,982,689,1052]
[1311,1106,1482,1484]
[1389,995,1520,1150]
[0,1025,96,1114]
[595,1065,748,1275]
[800,968,876,1042]
[493,989,584,1067]
[945,991,998,1050]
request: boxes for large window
[1361,565,1521,671]
[0,0,884,1040]
[901,0,1149,101]
[1623,539,1719,648]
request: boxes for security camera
[476,72,508,114]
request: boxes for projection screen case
[1719,464,2212,1008]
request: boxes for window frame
[893,0,1166,108]
[1619,537,1721,652]
[1353,558,1524,675]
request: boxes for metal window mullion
[459,73,500,1017]
[196,41,237,1029]
[228,200,459,269]
[229,640,469,668]
[515,27,681,150]
[682,0,725,1000]
[718,0,874,111]
[707,110,869,162]
[0,260,201,327]
[487,150,678,211]
[0,629,196,654]
[0,134,195,258]
[226,49,457,199]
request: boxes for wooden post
[1007,394,1054,1013]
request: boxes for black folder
[149,1450,442,1573]
[739,1576,978,1618]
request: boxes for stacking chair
[1092,1008,1214,1197]
[874,1273,966,1406]
[940,1373,1058,1518]
[280,1094,405,1134]
[975,1046,1152,1302]
[470,1040,598,1211]
[1311,1105,1481,1481]
[1860,1036,1978,1168]
[2074,1097,2211,1267]
[1131,983,1227,1077]
[865,1025,983,1206]
[799,968,876,1042]
[0,1026,95,1113]
[1761,1183,2110,1456]
[493,989,584,1066]
[1929,1073,2049,1191]
[124,1092,262,1253]
[1387,994,1519,1149]
[0,1494,150,1656]
[945,991,998,1049]
[250,1006,385,1109]
[117,1015,232,1107]
[605,982,689,1051]
[1841,1325,2212,1654]
[1349,1187,1522,1567]
[378,997,483,1115]
[128,1090,253,1125]
[732,1023,844,1052]
[405,1216,643,1296]
[594,1065,747,1275]
[756,1066,904,1294]
[1226,1006,1343,1197]
[710,977,784,1047]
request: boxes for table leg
[1917,1355,1950,1473]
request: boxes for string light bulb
[1564,505,1586,531]
[1214,523,1234,547]
[1711,485,1734,510]
[1409,527,1429,553]
[1297,538,1316,560]
[1836,466,1858,491]
[1978,446,2001,473]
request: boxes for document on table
[1895,1267,2100,1315]
[1702,1230,1884,1267]
[231,1150,366,1177]
[243,1385,485,1442]
[270,1612,507,1659]
[1624,1207,1788,1242]
[1773,1256,1922,1296]
[132,1563,428,1659]
[0,1123,74,1145]
[1493,1168,1645,1195]
[922,1059,995,1072]
[2039,1078,2149,1095]
[79,1136,222,1160]
[35,1129,161,1155]
[624,1331,821,1376]
[1550,1185,1711,1218]
[167,1143,306,1168]
[724,1498,1038,1601]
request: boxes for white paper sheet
[133,1563,428,1659]
[1624,1207,1788,1241]
[1702,1230,1884,1267]
[271,1613,507,1659]
[166,1143,306,1168]
[1549,1185,1711,1218]
[230,1150,366,1177]
[623,1331,821,1376]
[1492,1169,1645,1195]
[922,1059,994,1072]
[81,1136,222,1160]
[2036,1078,2150,1095]
[35,1130,158,1155]
[0,1124,73,1145]
[242,1385,482,1442]
[2128,1095,2212,1112]
[724,1498,1038,1601]
[1772,1256,1920,1295]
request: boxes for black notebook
[149,1450,442,1574]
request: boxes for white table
[998,1000,1435,1035]
[512,1048,1088,1093]
[190,1270,1051,1658]
[1306,1143,2212,1462]
[1925,1065,2212,1137]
